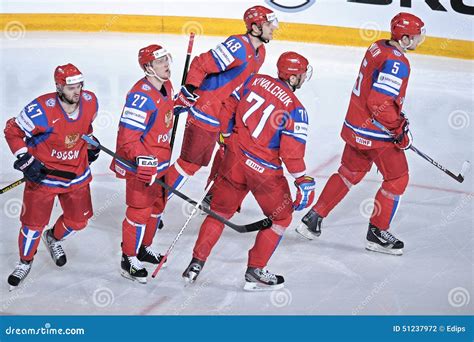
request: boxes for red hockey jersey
[111,78,174,179]
[4,91,98,191]
[341,39,411,149]
[231,74,309,177]
[186,34,266,132]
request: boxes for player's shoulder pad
[124,90,156,112]
[381,59,409,78]
[81,90,97,102]
[16,97,49,134]
[289,105,309,124]
[222,35,247,60]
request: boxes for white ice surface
[0,32,472,315]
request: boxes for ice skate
[243,267,285,291]
[42,227,67,267]
[121,254,148,284]
[296,209,323,240]
[366,224,404,256]
[8,260,33,291]
[182,258,205,284]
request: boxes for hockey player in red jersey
[182,52,315,291]
[110,44,175,283]
[4,64,100,288]
[296,13,425,256]
[167,5,278,194]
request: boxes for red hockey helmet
[54,63,84,86]
[391,12,425,41]
[277,51,312,81]
[138,44,171,68]
[243,6,278,31]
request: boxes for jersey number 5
[242,92,276,139]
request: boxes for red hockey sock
[18,225,43,261]
[142,213,161,247]
[52,215,76,240]
[369,188,401,230]
[193,216,225,261]
[122,218,145,256]
[313,173,350,217]
[248,228,282,269]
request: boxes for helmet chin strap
[249,26,269,44]
[398,37,415,51]
[145,67,169,83]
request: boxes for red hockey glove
[174,85,199,115]
[392,117,413,150]
[136,156,158,185]
[293,176,316,211]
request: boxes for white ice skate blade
[9,285,20,292]
[120,270,147,284]
[243,281,285,292]
[366,242,403,256]
[295,224,316,240]
[182,271,198,285]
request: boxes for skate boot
[296,209,323,240]
[121,254,148,284]
[8,259,33,290]
[182,258,205,284]
[137,245,166,268]
[366,224,404,256]
[42,227,67,267]
[244,267,285,291]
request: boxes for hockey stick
[152,179,214,278]
[1,168,77,194]
[372,119,471,183]
[81,134,272,233]
[169,32,195,151]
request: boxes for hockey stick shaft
[372,119,469,183]
[81,134,272,233]
[152,180,214,278]
[1,169,77,194]
[169,32,195,151]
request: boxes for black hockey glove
[14,153,47,183]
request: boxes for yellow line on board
[1,13,472,60]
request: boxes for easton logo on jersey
[64,133,80,148]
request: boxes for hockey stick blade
[456,160,471,183]
[82,134,272,233]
